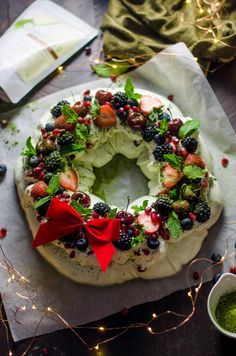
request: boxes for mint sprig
[131,200,148,213]
[90,101,100,118]
[76,123,89,142]
[157,119,168,135]
[61,105,78,124]
[149,107,162,122]
[34,195,51,209]
[183,165,205,179]
[70,200,92,218]
[21,137,36,157]
[166,211,181,240]
[178,120,200,139]
[124,77,141,100]
[163,153,184,170]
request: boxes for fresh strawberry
[59,169,78,192]
[94,105,117,128]
[54,115,75,131]
[184,154,205,169]
[137,212,160,234]
[31,181,48,199]
[162,164,183,189]
[95,90,112,104]
[72,104,87,117]
[140,95,162,115]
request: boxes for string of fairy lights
[0,239,235,355]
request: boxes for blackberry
[181,137,198,153]
[57,131,75,146]
[153,143,172,162]
[45,151,62,172]
[93,202,111,216]
[51,100,70,118]
[114,232,132,251]
[194,201,211,222]
[153,195,173,215]
[111,92,128,109]
[142,125,157,142]
[36,200,50,217]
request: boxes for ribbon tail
[92,243,116,272]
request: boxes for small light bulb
[32,305,37,310]
[194,57,198,61]
[47,307,52,312]
[199,8,204,14]
[152,313,157,318]
[95,345,99,350]
[188,291,192,297]
[9,351,13,356]
[99,326,105,331]
[221,256,225,262]
[148,326,152,333]
[94,59,100,64]
[57,65,64,71]
[21,305,26,311]
[112,64,118,69]
[195,287,199,293]
[207,9,211,14]
[213,38,218,43]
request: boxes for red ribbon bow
[32,198,120,272]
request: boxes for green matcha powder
[215,291,236,333]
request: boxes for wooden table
[0,1,236,355]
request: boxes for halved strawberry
[31,181,48,199]
[59,169,78,192]
[94,105,117,128]
[184,154,205,169]
[137,212,160,234]
[54,115,75,131]
[162,164,183,189]
[140,95,162,115]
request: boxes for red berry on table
[1,119,9,128]
[229,266,236,274]
[84,47,91,55]
[31,181,48,199]
[0,228,7,238]
[193,271,200,280]
[221,157,229,167]
[110,74,117,82]
[168,95,174,101]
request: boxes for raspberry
[153,143,172,162]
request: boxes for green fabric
[102,0,236,68]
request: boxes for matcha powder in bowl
[215,291,236,333]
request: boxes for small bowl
[207,273,236,338]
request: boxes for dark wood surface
[0,1,236,355]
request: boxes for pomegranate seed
[105,101,112,106]
[172,137,179,145]
[84,118,91,126]
[142,248,150,255]
[151,212,160,224]
[152,232,158,239]
[42,347,49,356]
[33,167,42,173]
[132,106,139,112]
[78,117,84,123]
[0,228,7,238]
[168,95,174,101]
[83,101,91,108]
[133,228,139,236]
[229,266,236,274]
[201,180,207,188]
[53,129,60,135]
[221,157,229,167]
[38,162,45,168]
[84,47,91,55]
[145,207,152,215]
[121,224,127,233]
[189,212,196,220]
[38,172,44,180]
[193,271,200,280]
[83,90,90,96]
[69,250,76,258]
[41,128,46,134]
[110,74,117,82]
[121,308,129,317]
[124,105,131,111]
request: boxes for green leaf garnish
[168,188,179,200]
[157,118,168,135]
[131,227,145,248]
[21,136,37,157]
[61,105,78,124]
[70,200,92,218]
[90,101,100,118]
[124,77,141,100]
[34,196,51,209]
[46,175,60,196]
[149,107,162,122]
[60,143,85,156]
[163,153,184,170]
[178,120,200,139]
[183,165,205,179]
[92,60,130,78]
[107,208,118,218]
[131,200,148,213]
[166,211,181,240]
[76,123,89,142]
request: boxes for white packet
[0,0,98,103]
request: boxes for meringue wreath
[15,78,223,285]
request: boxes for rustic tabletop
[0,1,236,355]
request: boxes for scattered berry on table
[153,143,172,162]
[57,131,75,146]
[168,95,174,101]
[0,228,7,238]
[147,237,160,249]
[229,266,236,274]
[31,181,48,199]
[51,100,70,118]
[29,156,40,167]
[154,133,166,145]
[194,201,211,222]
[1,119,8,128]
[153,195,173,215]
[181,137,198,153]
[193,271,200,280]
[45,122,55,132]
[75,237,89,251]
[211,253,222,263]
[93,202,111,216]
[180,217,193,230]
[84,47,91,55]
[142,125,157,142]
[45,151,62,172]
[114,232,133,250]
[0,164,7,177]
[221,157,229,168]
[111,92,128,109]
[212,272,222,284]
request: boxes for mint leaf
[131,227,145,247]
[34,196,51,209]
[166,211,181,240]
[178,120,200,139]
[124,77,141,100]
[107,208,118,218]
[168,188,179,200]
[70,200,92,218]
[76,124,89,142]
[60,143,85,156]
[46,175,60,196]
[183,165,205,179]
[21,136,37,157]
[61,105,78,124]
[157,119,168,135]
[149,107,162,122]
[90,101,100,118]
[131,200,148,213]
[163,153,184,170]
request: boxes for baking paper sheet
[0,43,236,341]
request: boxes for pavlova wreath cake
[15,78,223,285]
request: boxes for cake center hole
[92,154,149,209]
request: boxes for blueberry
[211,253,222,263]
[181,218,193,230]
[43,172,54,183]
[212,272,222,284]
[45,123,55,132]
[159,112,171,121]
[75,237,89,251]
[0,164,7,177]
[83,95,92,102]
[154,133,166,145]
[147,237,160,249]
[29,156,40,167]
[127,98,138,107]
[127,229,134,237]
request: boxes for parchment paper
[0,43,236,342]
